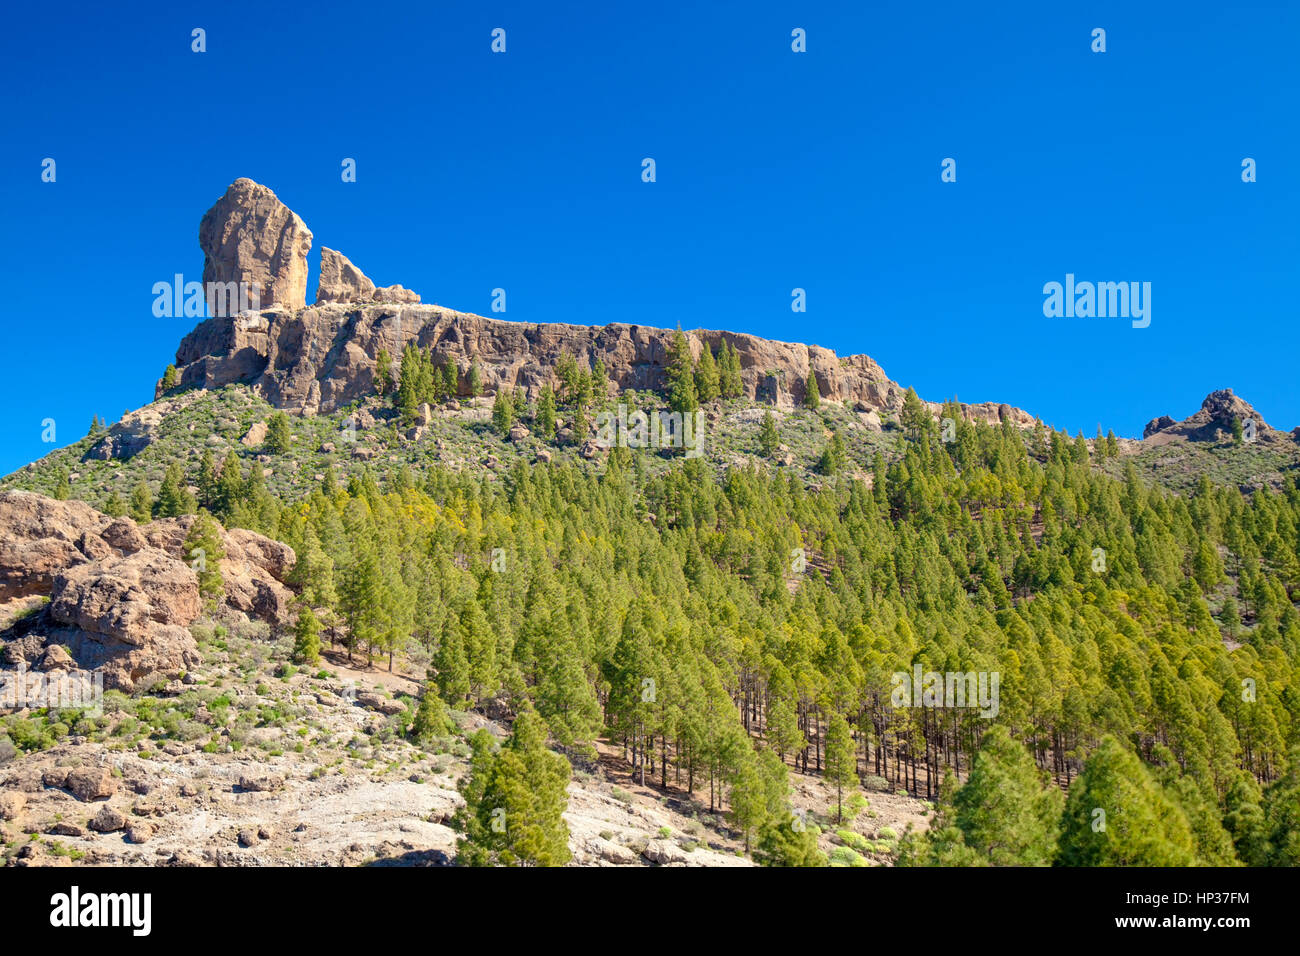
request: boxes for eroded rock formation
[199,179,313,312]
[0,491,296,691]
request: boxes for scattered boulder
[64,766,117,802]
[125,822,156,844]
[238,773,285,793]
[642,839,687,865]
[0,792,25,821]
[241,420,269,447]
[88,806,127,833]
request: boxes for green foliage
[536,385,557,439]
[183,509,226,599]
[375,348,393,396]
[411,678,453,744]
[695,344,720,404]
[156,462,196,517]
[264,411,293,455]
[1057,737,1198,866]
[758,410,779,458]
[128,480,153,524]
[666,329,698,414]
[292,606,322,665]
[454,707,572,866]
[492,389,515,437]
[804,371,820,410]
[951,726,1062,865]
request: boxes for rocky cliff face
[167,178,1035,429]
[170,303,1033,426]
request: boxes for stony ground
[0,621,929,867]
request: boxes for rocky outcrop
[143,517,297,626]
[1143,389,1283,445]
[316,248,376,304]
[315,248,422,306]
[47,549,203,691]
[199,179,313,312]
[0,491,112,601]
[0,491,297,691]
[313,247,418,306]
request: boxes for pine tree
[375,348,393,395]
[536,385,557,439]
[666,329,698,414]
[128,480,153,524]
[804,371,820,410]
[442,358,459,400]
[718,341,744,399]
[183,510,226,599]
[454,707,571,866]
[156,462,196,517]
[952,725,1062,865]
[1057,736,1197,866]
[52,468,70,501]
[695,344,720,403]
[758,410,780,458]
[468,363,483,398]
[264,411,292,455]
[160,364,180,391]
[492,389,515,436]
[292,606,322,665]
[901,387,930,439]
[412,676,453,743]
[823,712,857,822]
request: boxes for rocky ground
[1,625,929,867]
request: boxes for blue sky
[2,0,1296,474]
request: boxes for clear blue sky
[2,0,1296,474]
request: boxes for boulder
[241,420,268,447]
[642,839,687,865]
[125,822,156,844]
[64,766,117,802]
[88,806,127,833]
[237,773,285,793]
[0,792,25,821]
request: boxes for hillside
[2,178,1300,871]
